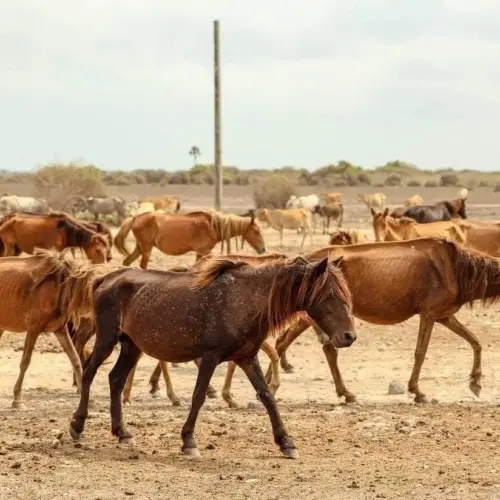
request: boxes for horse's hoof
[414,395,429,404]
[182,447,201,458]
[11,401,26,410]
[281,447,299,459]
[223,397,239,409]
[470,381,482,397]
[123,400,131,406]
[119,436,135,445]
[172,399,182,407]
[206,391,218,400]
[247,400,265,410]
[283,366,295,374]
[344,395,358,404]
[151,392,161,399]
[69,424,81,440]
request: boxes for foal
[69,256,355,459]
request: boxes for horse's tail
[114,216,134,257]
[175,199,181,212]
[338,203,344,227]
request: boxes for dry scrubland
[1,183,500,499]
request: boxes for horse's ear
[370,208,376,217]
[331,256,344,267]
[312,257,329,278]
[383,208,389,217]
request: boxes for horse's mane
[396,217,417,225]
[443,198,465,215]
[208,211,255,240]
[56,217,106,248]
[191,255,352,336]
[29,248,114,327]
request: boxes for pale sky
[2,0,500,172]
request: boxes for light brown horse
[69,255,355,459]
[114,211,266,268]
[456,220,500,257]
[273,238,500,404]
[329,229,367,245]
[0,212,110,263]
[0,249,106,408]
[371,208,466,243]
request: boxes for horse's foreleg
[181,352,220,457]
[109,335,142,443]
[221,361,239,407]
[238,356,297,459]
[408,316,435,403]
[159,361,181,406]
[322,343,357,403]
[438,315,482,397]
[53,328,83,394]
[12,329,41,409]
[138,245,153,270]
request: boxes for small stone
[388,381,405,395]
[74,443,82,449]
[52,440,60,449]
[124,491,135,496]
[10,461,21,469]
[236,474,244,481]
[205,443,216,450]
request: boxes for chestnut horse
[273,238,500,404]
[0,212,109,263]
[69,256,355,459]
[114,211,266,268]
[0,249,106,408]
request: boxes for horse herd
[2,188,500,461]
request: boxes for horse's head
[304,257,355,349]
[243,216,266,254]
[371,207,389,242]
[85,234,109,264]
[329,230,351,246]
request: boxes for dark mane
[191,255,352,336]
[443,198,465,216]
[56,218,104,248]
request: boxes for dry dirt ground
[1,188,500,499]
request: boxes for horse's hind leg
[109,335,142,443]
[148,362,162,396]
[260,341,281,395]
[123,244,142,267]
[407,316,435,403]
[122,352,143,405]
[12,329,41,409]
[322,343,357,403]
[70,303,121,440]
[181,352,220,457]
[159,361,181,406]
[438,315,482,397]
[238,356,297,459]
[221,361,239,408]
[53,328,83,394]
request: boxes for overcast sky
[2,0,500,172]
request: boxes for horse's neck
[385,223,402,241]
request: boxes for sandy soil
[1,193,500,500]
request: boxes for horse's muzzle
[336,331,356,348]
[258,247,267,255]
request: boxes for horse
[0,212,110,263]
[312,203,344,233]
[271,238,500,405]
[455,220,500,257]
[358,193,387,211]
[0,249,106,408]
[321,192,342,204]
[404,194,423,207]
[0,195,48,215]
[69,255,355,459]
[114,211,266,268]
[328,229,366,245]
[402,197,467,223]
[256,208,313,247]
[371,208,466,243]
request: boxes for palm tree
[189,146,201,166]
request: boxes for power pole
[213,19,222,211]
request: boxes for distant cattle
[321,192,342,204]
[286,194,320,211]
[139,195,181,213]
[358,193,387,211]
[0,195,48,215]
[256,208,313,247]
[312,203,344,233]
[73,196,128,222]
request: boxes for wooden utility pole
[213,19,222,210]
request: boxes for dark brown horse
[272,238,500,404]
[0,212,109,263]
[69,255,355,459]
[403,197,467,223]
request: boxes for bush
[373,182,384,188]
[253,176,296,209]
[345,174,359,186]
[424,180,438,188]
[439,173,459,187]
[333,179,348,187]
[385,174,401,187]
[479,180,491,188]
[168,171,189,184]
[357,172,371,186]
[407,179,421,187]
[34,162,106,209]
[494,183,500,193]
